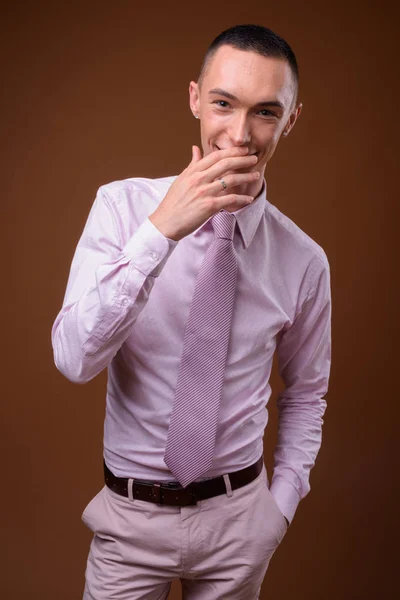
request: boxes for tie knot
[211,210,236,240]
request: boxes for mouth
[215,144,258,156]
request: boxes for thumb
[191,145,202,163]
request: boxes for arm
[270,257,332,525]
[51,185,178,384]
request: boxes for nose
[228,112,251,146]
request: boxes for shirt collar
[192,178,268,249]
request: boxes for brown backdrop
[1,1,398,598]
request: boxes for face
[189,45,302,197]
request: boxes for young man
[52,24,331,600]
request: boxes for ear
[283,102,303,137]
[189,81,200,118]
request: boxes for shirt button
[122,298,129,307]
[150,251,159,260]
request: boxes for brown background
[1,1,398,598]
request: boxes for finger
[191,145,203,163]
[195,146,250,172]
[211,171,260,194]
[215,194,254,211]
[205,154,258,182]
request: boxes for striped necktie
[164,210,238,487]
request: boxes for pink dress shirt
[51,175,332,524]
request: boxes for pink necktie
[164,210,238,487]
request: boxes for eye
[212,101,277,118]
[259,109,276,117]
[213,100,230,108]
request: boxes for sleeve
[51,185,178,384]
[269,258,332,525]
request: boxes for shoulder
[265,201,330,278]
[97,175,178,207]
[92,175,178,242]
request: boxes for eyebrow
[208,87,285,111]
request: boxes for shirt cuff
[122,217,178,277]
[269,476,301,525]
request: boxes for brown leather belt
[104,454,264,507]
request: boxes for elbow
[53,355,95,384]
[51,319,106,384]
[52,338,97,385]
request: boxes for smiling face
[189,45,302,198]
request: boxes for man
[52,24,331,600]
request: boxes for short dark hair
[198,24,299,107]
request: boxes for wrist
[148,212,181,241]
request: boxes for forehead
[203,45,294,106]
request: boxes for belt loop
[128,478,135,502]
[223,473,233,497]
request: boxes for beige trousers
[81,462,288,599]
